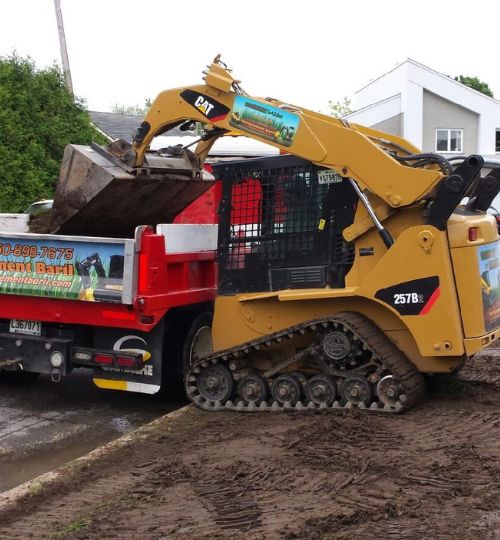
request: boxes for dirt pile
[0,355,499,539]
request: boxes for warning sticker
[229,96,300,147]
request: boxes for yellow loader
[52,57,500,413]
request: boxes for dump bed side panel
[0,231,136,304]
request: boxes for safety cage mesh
[214,155,357,295]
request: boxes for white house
[345,59,500,159]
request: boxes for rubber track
[185,311,425,414]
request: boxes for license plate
[9,319,42,336]
[318,170,343,185]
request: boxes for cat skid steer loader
[52,57,500,413]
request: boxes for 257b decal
[393,293,424,305]
[375,277,440,316]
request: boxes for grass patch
[49,518,90,539]
[96,492,131,510]
[27,481,43,497]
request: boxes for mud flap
[92,320,165,394]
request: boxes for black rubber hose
[393,153,453,175]
[378,228,394,249]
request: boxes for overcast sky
[1,0,499,114]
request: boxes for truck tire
[181,312,213,377]
[163,311,213,398]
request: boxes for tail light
[115,355,140,368]
[95,353,113,364]
[468,227,478,241]
[72,348,143,369]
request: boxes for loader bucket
[48,144,214,237]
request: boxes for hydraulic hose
[393,153,453,175]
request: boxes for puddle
[0,370,180,493]
[0,407,180,493]
[109,417,134,433]
[0,432,117,493]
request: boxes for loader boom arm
[132,58,444,208]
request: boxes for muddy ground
[0,355,499,539]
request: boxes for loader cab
[213,155,358,295]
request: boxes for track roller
[271,374,303,406]
[196,364,234,402]
[238,373,269,405]
[340,375,372,406]
[376,375,403,407]
[306,374,337,406]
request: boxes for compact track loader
[53,57,500,412]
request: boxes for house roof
[346,93,400,118]
[357,58,500,104]
[88,111,279,157]
[88,111,189,142]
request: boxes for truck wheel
[0,370,40,384]
[181,312,213,377]
[163,311,213,399]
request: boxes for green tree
[454,75,494,97]
[111,98,152,116]
[328,96,353,118]
[0,54,107,212]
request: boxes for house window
[496,129,500,153]
[435,129,463,153]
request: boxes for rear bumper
[464,328,500,356]
[0,331,71,376]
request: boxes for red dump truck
[0,214,218,395]
[0,124,274,396]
